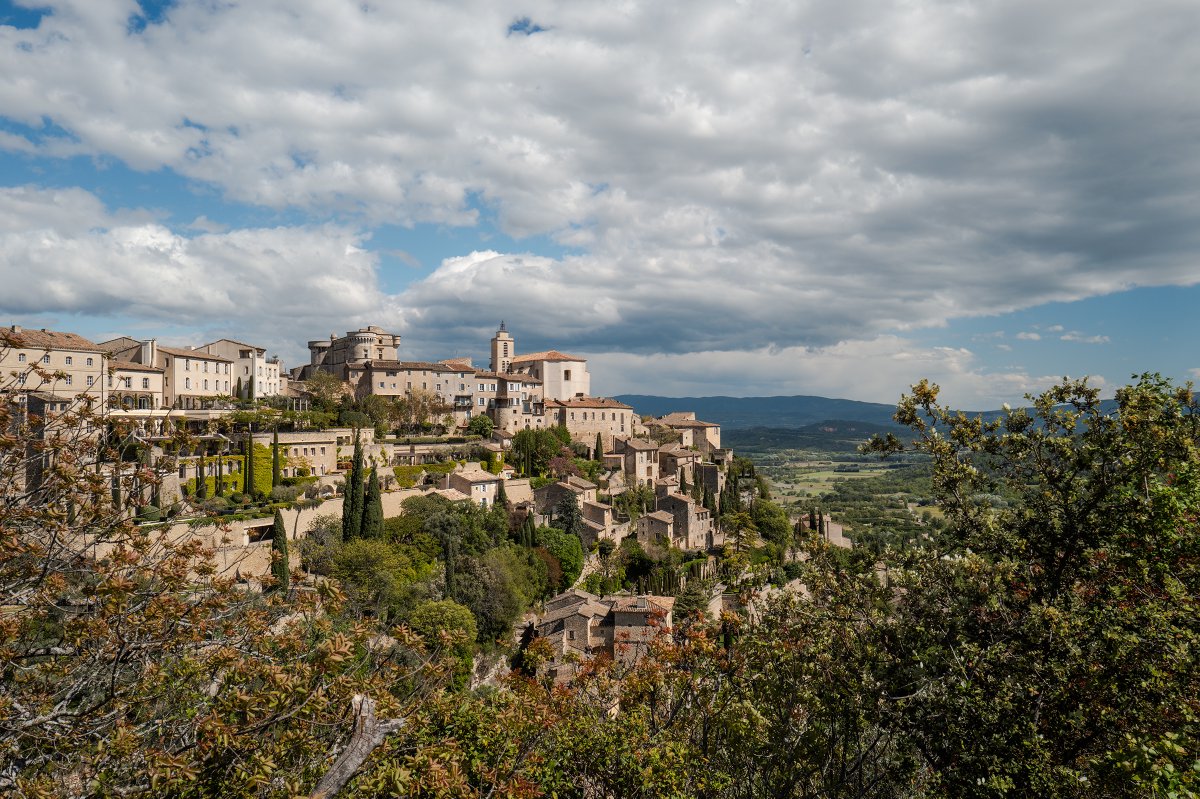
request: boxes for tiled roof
[610,595,675,613]
[659,419,719,428]
[5,327,106,353]
[200,338,266,353]
[510,350,587,364]
[112,360,164,373]
[545,396,632,410]
[564,475,597,490]
[440,357,474,369]
[366,360,460,373]
[156,345,232,361]
[474,370,543,383]
[644,510,675,523]
[622,438,659,451]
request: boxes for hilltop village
[2,321,801,680]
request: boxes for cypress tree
[496,479,509,509]
[234,376,243,401]
[679,467,689,496]
[244,429,256,498]
[271,426,282,488]
[215,451,224,496]
[808,506,818,533]
[342,430,365,541]
[270,509,290,593]
[195,451,208,501]
[361,467,382,539]
[595,432,604,460]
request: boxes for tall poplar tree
[271,426,282,488]
[195,451,208,501]
[244,428,257,499]
[342,430,365,541]
[360,467,382,539]
[270,509,289,593]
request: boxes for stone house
[2,325,109,401]
[533,590,674,682]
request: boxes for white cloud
[1047,324,1065,333]
[1060,331,1110,344]
[1016,331,1041,341]
[0,186,387,353]
[0,0,1196,353]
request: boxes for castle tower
[490,321,514,374]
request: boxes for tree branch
[308,694,405,799]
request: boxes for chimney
[10,324,20,333]
[141,339,157,365]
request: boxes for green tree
[595,432,604,460]
[863,375,1200,796]
[342,429,365,542]
[244,428,257,498]
[406,599,478,688]
[270,508,290,592]
[467,414,494,438]
[535,525,584,590]
[361,466,383,539]
[271,425,282,488]
[194,450,208,501]
[554,490,584,541]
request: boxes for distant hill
[614,394,907,430]
[614,393,1121,433]
[726,420,912,455]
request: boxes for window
[64,375,72,385]
[478,398,485,406]
[142,378,150,389]
[185,360,190,371]
[185,378,191,389]
[65,356,73,365]
[86,357,93,366]
[204,379,209,390]
[123,377,131,388]
[320,447,325,455]
[564,369,572,381]
[478,384,485,392]
[42,355,50,364]
[379,381,385,388]
[87,376,94,386]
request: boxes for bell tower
[490,321,514,373]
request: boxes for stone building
[299,326,402,381]
[2,325,108,401]
[200,339,284,400]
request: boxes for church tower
[490,321,514,373]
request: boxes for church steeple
[490,322,514,373]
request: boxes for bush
[137,505,162,522]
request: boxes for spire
[499,320,506,331]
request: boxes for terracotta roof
[156,345,232,362]
[431,488,471,502]
[564,475,597,491]
[644,510,675,523]
[112,360,164,373]
[510,350,587,364]
[200,338,266,354]
[545,396,632,410]
[5,327,106,354]
[659,419,719,428]
[610,595,675,613]
[440,357,474,369]
[622,438,659,451]
[366,360,460,373]
[474,370,542,383]
[453,467,502,483]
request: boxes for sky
[1,0,1198,409]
